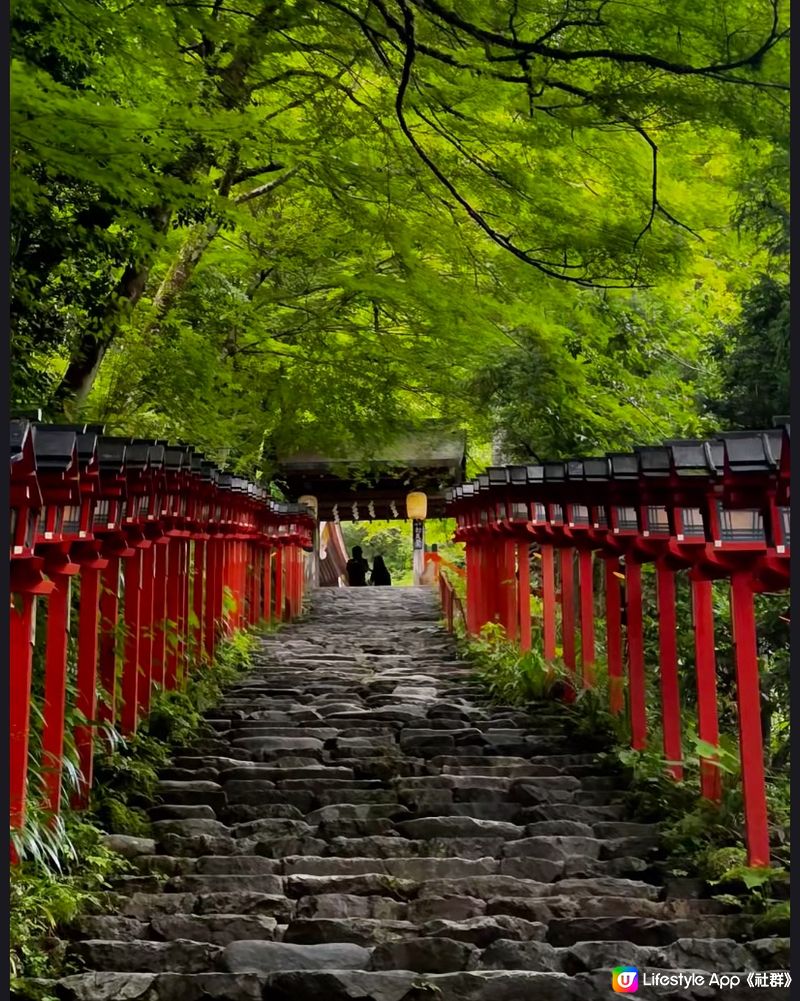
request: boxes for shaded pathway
[51,588,785,1000]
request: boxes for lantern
[299,494,318,519]
[406,490,427,520]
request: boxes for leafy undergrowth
[463,624,790,934]
[11,628,262,997]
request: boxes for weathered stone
[295,893,407,920]
[102,835,157,858]
[371,936,475,973]
[422,916,547,947]
[165,874,283,895]
[406,896,486,922]
[51,972,156,1000]
[192,892,293,919]
[73,917,150,941]
[154,973,267,1001]
[283,918,417,946]
[152,819,229,838]
[480,938,563,972]
[150,913,278,945]
[155,781,226,808]
[395,817,524,840]
[223,940,371,973]
[69,940,223,974]
[285,873,417,899]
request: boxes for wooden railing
[9,421,314,856]
[441,426,790,868]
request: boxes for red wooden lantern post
[523,469,557,662]
[692,430,787,867]
[59,426,109,808]
[118,441,162,732]
[202,465,222,663]
[30,426,85,817]
[605,452,650,751]
[159,446,193,689]
[487,468,518,642]
[562,460,600,688]
[90,438,133,731]
[499,466,534,650]
[188,455,211,662]
[10,420,53,845]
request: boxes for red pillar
[656,563,683,780]
[625,560,647,750]
[579,550,596,686]
[541,545,556,661]
[465,542,479,634]
[501,541,517,641]
[98,557,120,726]
[41,566,79,815]
[692,576,722,802]
[730,572,770,867]
[274,546,284,621]
[204,537,218,662]
[285,545,295,620]
[605,557,624,715]
[165,539,181,689]
[517,542,531,652]
[137,545,155,717]
[560,548,576,676]
[193,539,205,660]
[263,548,272,622]
[73,562,103,809]
[10,592,37,834]
[120,549,143,734]
[180,539,191,681]
[152,541,168,687]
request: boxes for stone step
[49,588,779,1000]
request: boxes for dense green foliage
[11,0,789,471]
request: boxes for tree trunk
[51,255,159,417]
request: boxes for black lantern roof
[509,465,527,485]
[663,439,717,477]
[10,419,31,463]
[125,441,150,470]
[488,466,509,486]
[718,431,780,474]
[566,460,584,481]
[607,452,638,479]
[145,442,166,468]
[31,425,78,472]
[543,461,565,482]
[72,428,100,466]
[582,457,610,481]
[634,445,671,477]
[526,464,544,484]
[476,474,490,491]
[218,473,233,490]
[165,446,190,471]
[97,437,127,473]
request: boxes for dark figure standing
[371,554,392,587]
[346,546,370,587]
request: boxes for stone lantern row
[9,420,314,852]
[444,423,790,868]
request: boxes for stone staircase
[46,587,787,1000]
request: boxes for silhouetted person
[346,545,370,587]
[371,554,392,586]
